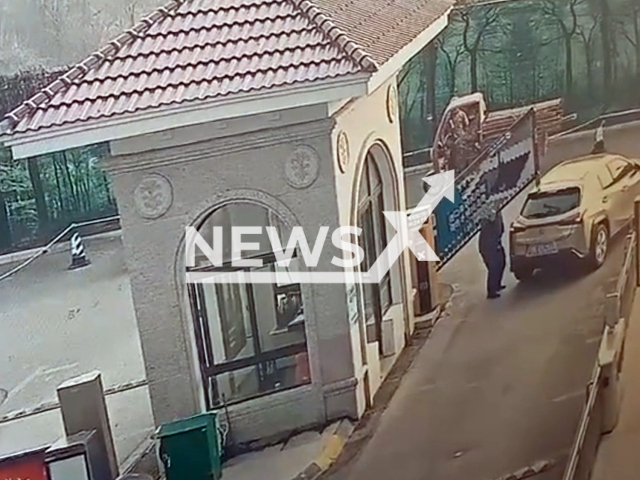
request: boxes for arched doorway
[186,201,311,410]
[354,142,404,358]
[357,152,391,354]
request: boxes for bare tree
[456,5,502,92]
[577,13,600,95]
[437,36,464,97]
[616,0,640,78]
[540,0,580,95]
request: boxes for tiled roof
[311,0,454,65]
[3,0,453,135]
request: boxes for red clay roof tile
[3,0,453,135]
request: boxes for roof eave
[368,7,452,93]
[2,72,371,159]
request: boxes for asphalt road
[324,124,638,480]
[0,236,153,461]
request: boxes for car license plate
[526,243,558,257]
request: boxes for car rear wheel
[513,266,535,281]
[589,223,609,269]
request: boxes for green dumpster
[158,412,222,480]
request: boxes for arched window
[357,152,392,352]
[187,202,310,408]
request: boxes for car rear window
[521,187,581,219]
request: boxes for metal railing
[610,232,638,331]
[563,224,640,480]
[552,108,640,138]
[563,365,604,480]
[0,215,120,283]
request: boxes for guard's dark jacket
[479,214,504,256]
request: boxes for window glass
[607,158,632,182]
[189,203,309,407]
[210,352,311,404]
[195,203,273,267]
[201,278,254,364]
[359,208,377,325]
[357,154,394,342]
[252,263,306,351]
[521,187,581,219]
[358,162,370,204]
[368,154,382,190]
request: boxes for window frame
[188,231,310,408]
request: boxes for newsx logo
[185,171,455,284]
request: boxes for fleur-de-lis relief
[285,146,319,188]
[139,179,164,210]
[291,153,311,182]
[134,174,173,219]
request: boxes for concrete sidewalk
[220,420,353,480]
[591,293,640,480]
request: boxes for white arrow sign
[186,170,455,284]
[365,170,455,282]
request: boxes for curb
[292,419,355,480]
[0,378,147,425]
[0,230,122,267]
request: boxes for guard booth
[1,0,455,449]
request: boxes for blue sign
[434,109,538,266]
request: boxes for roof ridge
[287,0,378,73]
[4,0,187,127]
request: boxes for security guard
[478,203,506,299]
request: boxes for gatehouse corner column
[105,167,200,427]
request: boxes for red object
[295,352,311,384]
[0,451,47,480]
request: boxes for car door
[604,157,637,232]
[622,159,640,209]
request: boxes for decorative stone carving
[337,131,350,173]
[285,145,320,189]
[386,84,398,123]
[133,173,173,219]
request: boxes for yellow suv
[509,153,640,280]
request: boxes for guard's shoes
[499,284,506,290]
[487,292,501,299]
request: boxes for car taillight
[558,211,583,225]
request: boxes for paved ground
[0,385,153,466]
[323,124,640,480]
[0,236,153,462]
[591,293,640,480]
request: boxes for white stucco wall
[329,77,415,404]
